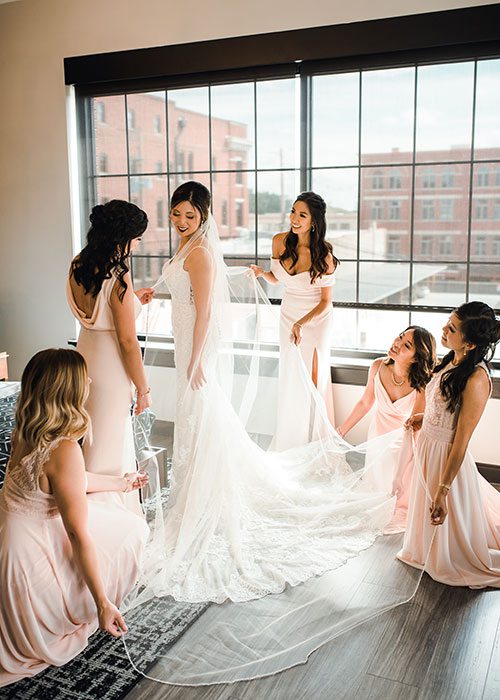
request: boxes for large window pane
[312,72,359,167]
[332,308,410,352]
[93,95,128,175]
[359,262,410,304]
[311,168,358,261]
[415,63,474,162]
[359,165,412,260]
[167,87,209,173]
[412,263,467,307]
[126,92,167,175]
[413,163,470,262]
[256,79,297,169]
[331,261,356,303]
[474,59,500,157]
[130,175,168,256]
[211,82,255,171]
[256,171,299,257]
[471,162,500,262]
[95,176,128,204]
[361,67,415,165]
[212,172,254,256]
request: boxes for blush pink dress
[270,258,335,451]
[67,274,142,512]
[0,437,148,686]
[366,362,417,534]
[398,362,500,587]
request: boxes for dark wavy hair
[385,325,437,392]
[170,181,211,222]
[280,191,340,283]
[435,301,500,414]
[71,200,148,302]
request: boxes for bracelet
[439,482,451,492]
[137,387,151,398]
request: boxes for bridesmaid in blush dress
[336,326,436,532]
[0,350,148,687]
[399,302,500,587]
[251,192,339,450]
[67,200,153,512]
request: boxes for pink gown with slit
[271,258,335,451]
[398,362,500,587]
[0,437,148,686]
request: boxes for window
[388,200,400,220]
[474,235,487,256]
[439,236,452,256]
[476,166,489,187]
[96,102,106,123]
[422,200,435,219]
[496,169,500,187]
[236,201,244,227]
[130,158,141,174]
[127,108,136,130]
[422,169,435,188]
[372,170,384,189]
[441,170,454,188]
[420,236,433,256]
[155,161,163,174]
[389,171,401,189]
[98,153,108,173]
[154,115,162,134]
[495,200,500,220]
[188,152,194,176]
[387,235,400,257]
[493,237,500,257]
[440,199,454,220]
[371,201,382,219]
[221,200,228,226]
[157,200,164,228]
[235,160,243,185]
[475,199,488,219]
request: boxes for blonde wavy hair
[15,348,90,451]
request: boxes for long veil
[122,214,435,685]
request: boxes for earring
[311,226,315,233]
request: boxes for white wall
[1,0,498,466]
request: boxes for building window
[221,200,228,226]
[475,199,488,219]
[372,170,384,189]
[98,153,108,173]
[496,169,500,187]
[387,235,400,258]
[420,236,433,256]
[476,166,489,187]
[235,160,243,185]
[441,170,454,188]
[422,200,435,220]
[154,115,162,134]
[473,235,487,256]
[130,158,141,174]
[212,156,217,182]
[127,108,136,130]
[493,237,500,257]
[236,201,244,227]
[388,200,400,220]
[188,152,194,176]
[494,200,500,220]
[155,161,163,174]
[439,236,452,256]
[371,201,383,219]
[157,200,164,228]
[422,169,435,188]
[389,170,401,189]
[440,199,454,220]
[96,102,106,123]
[177,151,185,172]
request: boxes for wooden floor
[124,574,500,700]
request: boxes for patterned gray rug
[0,386,209,699]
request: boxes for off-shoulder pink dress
[270,258,335,450]
[0,437,148,686]
[67,274,142,512]
[398,362,500,587]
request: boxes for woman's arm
[336,359,381,438]
[430,368,491,525]
[184,246,215,390]
[45,440,128,637]
[249,233,286,285]
[291,286,333,345]
[404,390,426,432]
[110,272,151,415]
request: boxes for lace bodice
[0,436,68,518]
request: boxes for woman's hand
[335,425,347,439]
[249,264,265,278]
[291,322,303,346]
[430,489,448,526]
[122,471,149,493]
[135,287,155,305]
[405,413,423,432]
[134,390,152,415]
[187,361,206,390]
[97,600,128,638]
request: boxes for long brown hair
[15,349,90,451]
[280,191,340,283]
[385,325,436,391]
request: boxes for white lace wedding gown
[142,249,396,605]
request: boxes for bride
[135,181,404,605]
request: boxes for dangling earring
[311,226,315,233]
